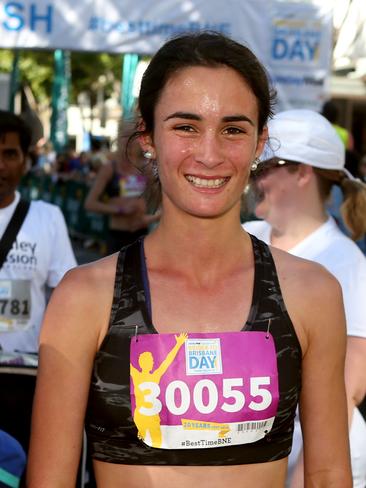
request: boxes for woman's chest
[149,275,254,334]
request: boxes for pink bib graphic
[119,174,147,197]
[130,331,279,449]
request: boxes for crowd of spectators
[29,138,110,182]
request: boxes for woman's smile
[185,175,230,190]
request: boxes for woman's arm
[84,162,143,217]
[345,336,366,424]
[289,306,366,488]
[26,261,114,487]
[296,267,352,487]
[272,249,353,488]
[84,162,121,215]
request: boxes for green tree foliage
[0,48,122,107]
[71,51,122,106]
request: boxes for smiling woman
[27,33,352,488]
[136,64,266,220]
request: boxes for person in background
[0,110,77,354]
[243,109,366,488]
[322,99,354,150]
[0,429,26,488]
[321,99,364,253]
[88,138,108,175]
[84,121,160,254]
[27,33,351,488]
[326,148,366,254]
[36,140,56,173]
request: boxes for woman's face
[142,65,267,219]
[250,164,300,225]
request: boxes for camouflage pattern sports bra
[85,235,302,465]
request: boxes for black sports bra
[85,235,302,465]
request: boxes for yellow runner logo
[130,333,187,448]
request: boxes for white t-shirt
[243,217,366,339]
[0,192,77,353]
[244,217,366,487]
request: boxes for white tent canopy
[0,0,333,111]
[333,0,366,76]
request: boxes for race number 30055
[138,376,272,416]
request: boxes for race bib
[0,280,32,332]
[119,174,147,198]
[130,331,279,450]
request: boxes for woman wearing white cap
[243,109,366,488]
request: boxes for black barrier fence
[19,172,108,244]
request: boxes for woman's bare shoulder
[61,253,118,291]
[40,253,119,348]
[52,254,118,302]
[269,246,344,351]
[269,245,341,294]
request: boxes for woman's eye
[174,125,195,132]
[224,127,245,135]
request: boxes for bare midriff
[93,458,288,488]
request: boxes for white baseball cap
[260,109,349,175]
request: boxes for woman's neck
[270,208,329,251]
[145,207,252,286]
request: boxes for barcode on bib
[237,420,270,432]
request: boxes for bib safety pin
[265,318,272,339]
[134,324,139,343]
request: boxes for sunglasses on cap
[250,158,299,180]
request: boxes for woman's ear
[139,135,155,158]
[137,120,156,158]
[255,126,268,159]
[297,163,314,187]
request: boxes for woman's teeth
[185,175,228,188]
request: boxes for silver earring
[144,150,153,159]
[251,158,260,171]
[152,160,159,180]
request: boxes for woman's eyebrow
[164,112,201,122]
[222,115,254,126]
[163,112,254,126]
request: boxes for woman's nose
[194,133,224,168]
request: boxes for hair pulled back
[282,164,366,241]
[314,169,366,241]
[138,31,276,136]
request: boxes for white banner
[0,0,333,111]
[268,2,333,111]
[0,0,266,54]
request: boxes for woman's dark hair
[127,32,276,210]
[0,110,32,154]
[138,31,276,136]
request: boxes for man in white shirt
[0,110,77,354]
